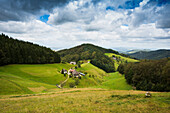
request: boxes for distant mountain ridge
[124,49,151,54]
[128,49,170,60]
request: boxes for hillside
[0,34,60,65]
[58,44,118,72]
[0,64,74,95]
[58,43,136,72]
[105,53,139,70]
[0,63,111,95]
[58,43,119,59]
[96,72,132,90]
[128,49,170,60]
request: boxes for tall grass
[0,89,169,113]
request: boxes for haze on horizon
[0,0,170,50]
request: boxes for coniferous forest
[0,33,61,65]
[118,58,170,92]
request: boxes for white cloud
[0,0,170,50]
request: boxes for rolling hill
[105,53,139,70]
[128,49,170,60]
[0,64,73,95]
[0,63,113,95]
[58,43,137,72]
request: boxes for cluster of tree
[117,58,170,92]
[0,33,61,65]
[129,49,170,60]
[58,44,115,72]
[91,53,115,73]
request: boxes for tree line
[0,33,61,65]
[117,58,170,92]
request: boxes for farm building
[61,69,67,74]
[70,62,76,65]
[79,73,85,76]
[72,70,80,77]
[113,57,116,60]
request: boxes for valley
[0,35,169,113]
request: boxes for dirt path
[61,75,69,86]
[57,75,70,88]
[0,88,160,101]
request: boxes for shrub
[69,82,75,88]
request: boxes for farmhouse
[70,62,76,65]
[72,70,80,77]
[61,69,67,74]
[68,69,85,78]
[113,57,116,60]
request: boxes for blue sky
[39,15,50,23]
[0,0,170,50]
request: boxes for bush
[75,79,80,85]
[69,82,75,88]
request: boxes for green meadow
[105,53,139,70]
[0,63,109,95]
[0,63,169,113]
[0,64,73,95]
[0,88,169,113]
[96,72,132,90]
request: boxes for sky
[0,0,170,51]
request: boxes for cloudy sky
[0,0,170,50]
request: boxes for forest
[58,44,116,72]
[118,58,170,92]
[0,33,61,65]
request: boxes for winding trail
[57,75,70,88]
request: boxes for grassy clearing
[105,53,139,62]
[96,72,132,90]
[0,88,169,113]
[105,53,139,70]
[77,63,108,77]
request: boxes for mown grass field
[61,63,108,88]
[0,64,74,95]
[0,63,109,95]
[0,88,169,113]
[96,72,132,90]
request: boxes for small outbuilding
[70,62,76,65]
[61,69,67,74]
[79,73,85,76]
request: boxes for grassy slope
[0,64,74,95]
[0,63,109,94]
[64,63,108,88]
[0,89,169,113]
[96,72,132,90]
[105,53,139,69]
[77,63,108,77]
